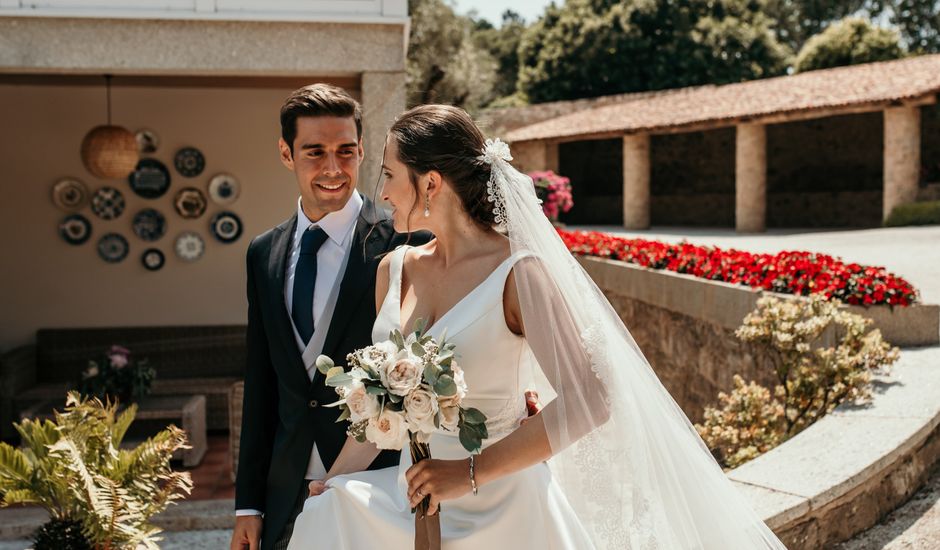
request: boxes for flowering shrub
[695,295,899,468]
[79,345,155,404]
[558,229,919,306]
[529,170,573,221]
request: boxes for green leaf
[316,355,335,375]
[458,427,482,454]
[326,366,345,380]
[413,318,428,337]
[411,342,426,357]
[433,375,457,397]
[391,330,405,350]
[366,385,388,396]
[423,363,440,386]
[336,408,351,423]
[325,373,353,387]
[462,407,487,425]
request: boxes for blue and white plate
[128,158,171,199]
[91,187,125,220]
[132,208,167,241]
[141,248,165,271]
[175,231,205,262]
[175,147,205,178]
[97,233,129,263]
[59,214,92,245]
[210,211,242,244]
[208,173,239,205]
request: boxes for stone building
[485,55,940,231]
[0,1,409,349]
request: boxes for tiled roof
[505,54,940,142]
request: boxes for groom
[230,84,425,550]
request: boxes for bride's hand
[308,479,329,497]
[405,458,472,514]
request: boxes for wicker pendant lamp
[80,75,139,179]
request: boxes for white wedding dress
[287,245,595,549]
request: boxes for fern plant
[0,392,193,549]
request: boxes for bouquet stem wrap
[410,434,441,550]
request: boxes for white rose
[383,351,422,396]
[440,404,459,432]
[345,382,380,423]
[404,388,439,435]
[451,364,468,400]
[365,409,410,450]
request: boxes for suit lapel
[316,197,392,383]
[268,214,311,387]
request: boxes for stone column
[883,106,921,221]
[359,71,406,198]
[735,122,767,233]
[623,133,651,230]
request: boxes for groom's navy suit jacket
[236,195,429,549]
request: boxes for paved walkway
[576,225,940,305]
[837,462,940,550]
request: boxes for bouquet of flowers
[79,345,155,404]
[529,170,573,222]
[318,320,488,517]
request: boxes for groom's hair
[280,84,362,152]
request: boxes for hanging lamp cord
[105,74,113,125]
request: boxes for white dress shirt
[236,193,363,518]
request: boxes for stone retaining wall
[579,255,940,420]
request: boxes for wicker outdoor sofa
[0,325,246,440]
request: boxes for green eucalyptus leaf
[462,407,487,425]
[365,385,388,395]
[316,355,335,374]
[433,375,457,396]
[325,373,353,387]
[458,427,482,454]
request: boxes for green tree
[517,0,791,103]
[407,0,497,111]
[764,0,871,52]
[471,10,528,104]
[794,17,904,72]
[887,0,940,53]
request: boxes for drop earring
[424,194,430,217]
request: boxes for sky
[453,0,556,26]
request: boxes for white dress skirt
[287,247,595,549]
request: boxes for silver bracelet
[469,455,479,496]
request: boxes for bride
[287,105,787,549]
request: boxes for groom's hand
[230,515,262,550]
[520,390,541,425]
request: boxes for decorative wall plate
[90,187,125,220]
[135,128,160,154]
[141,248,165,271]
[174,187,207,219]
[210,211,242,244]
[59,214,92,245]
[175,231,205,262]
[132,208,167,241]
[174,147,205,178]
[128,158,171,199]
[208,173,239,205]
[52,178,89,211]
[97,233,129,263]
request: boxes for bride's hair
[388,104,497,228]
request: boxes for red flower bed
[558,229,919,307]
